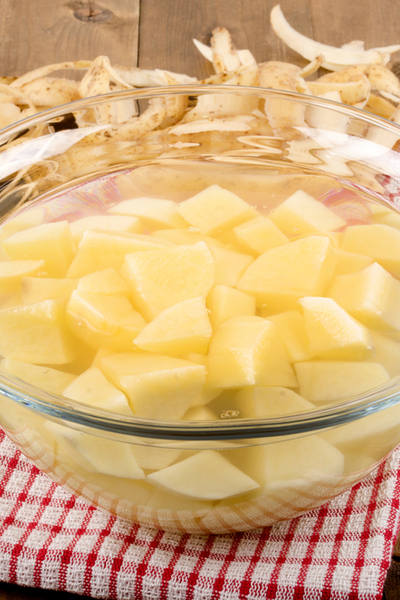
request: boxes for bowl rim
[1,85,400,441]
[1,84,400,143]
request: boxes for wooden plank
[0,0,140,77]
[309,0,400,50]
[138,0,400,78]
[138,0,314,78]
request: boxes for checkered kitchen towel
[1,429,400,599]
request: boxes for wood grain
[0,0,140,77]
[138,0,314,78]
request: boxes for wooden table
[0,0,400,597]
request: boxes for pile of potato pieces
[0,181,400,419]
[1,180,400,499]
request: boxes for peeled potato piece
[66,290,146,352]
[295,361,390,404]
[177,184,257,235]
[62,367,133,416]
[1,359,76,395]
[298,296,373,360]
[45,421,145,480]
[0,260,46,295]
[121,242,215,321]
[147,450,259,500]
[99,352,206,420]
[207,316,297,388]
[0,299,77,365]
[134,297,212,357]
[238,236,336,312]
[2,221,75,278]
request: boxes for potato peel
[317,65,400,99]
[270,4,400,70]
[1,6,400,202]
[308,76,371,108]
[20,77,80,109]
[211,28,242,74]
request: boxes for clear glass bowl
[1,86,400,533]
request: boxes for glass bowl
[1,86,400,534]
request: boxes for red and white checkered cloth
[1,429,400,599]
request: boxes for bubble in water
[221,410,240,419]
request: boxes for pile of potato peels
[2,6,400,132]
[1,4,400,203]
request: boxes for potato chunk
[264,309,313,362]
[342,224,400,277]
[368,331,400,378]
[207,285,256,329]
[207,316,297,388]
[121,242,215,321]
[62,367,133,416]
[2,221,75,278]
[100,352,206,419]
[134,297,212,356]
[269,190,346,236]
[295,361,390,404]
[210,246,253,287]
[0,260,46,295]
[327,262,400,333]
[77,268,131,296]
[333,249,373,276]
[177,184,256,234]
[0,299,77,364]
[233,216,289,255]
[70,214,143,243]
[238,235,336,312]
[67,230,172,278]
[298,296,373,360]
[234,386,315,418]
[260,435,344,490]
[109,197,188,229]
[21,277,78,305]
[45,421,145,479]
[66,290,146,352]
[147,450,259,500]
[1,359,76,394]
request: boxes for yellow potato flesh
[66,290,146,352]
[0,299,78,364]
[233,216,289,255]
[2,221,75,278]
[2,177,400,512]
[134,296,212,356]
[207,316,297,388]
[298,296,374,360]
[121,242,215,321]
[328,262,400,333]
[207,284,256,329]
[177,184,257,234]
[67,230,173,278]
[342,224,400,277]
[0,260,46,295]
[269,189,346,236]
[21,277,78,305]
[238,235,336,312]
[99,352,206,419]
